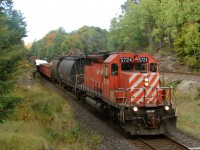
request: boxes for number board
[138,57,148,63]
[120,57,133,63]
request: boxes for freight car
[38,52,177,135]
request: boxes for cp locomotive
[36,52,177,135]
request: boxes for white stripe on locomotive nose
[133,88,144,100]
[146,74,159,96]
[132,73,152,98]
[129,73,137,83]
[149,73,155,82]
[146,74,159,103]
[130,74,150,101]
[130,75,143,92]
[130,73,159,104]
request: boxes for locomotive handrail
[157,86,173,103]
[115,86,173,105]
[76,74,102,97]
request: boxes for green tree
[31,26,108,59]
[108,0,200,70]
[107,18,123,51]
[75,26,108,54]
[0,0,27,122]
[0,0,27,80]
[175,23,200,69]
[174,0,200,69]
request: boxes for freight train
[35,52,177,135]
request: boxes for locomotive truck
[37,52,177,135]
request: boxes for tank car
[75,52,177,135]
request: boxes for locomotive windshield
[135,63,147,71]
[121,63,133,71]
[121,63,147,71]
[121,63,157,72]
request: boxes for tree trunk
[147,21,154,48]
[168,33,171,49]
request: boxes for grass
[164,79,200,140]
[0,121,45,150]
[174,90,200,140]
[0,60,101,150]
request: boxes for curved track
[133,135,189,150]
[160,71,200,77]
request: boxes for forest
[31,0,200,70]
[0,0,26,119]
[0,0,26,81]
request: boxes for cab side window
[104,64,109,78]
[150,63,157,72]
[111,63,118,76]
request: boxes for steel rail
[164,135,189,150]
[133,135,189,150]
[160,71,200,77]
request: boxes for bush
[195,87,200,100]
[0,81,14,95]
[0,96,24,122]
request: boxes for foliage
[0,58,102,149]
[195,87,200,99]
[31,26,108,60]
[0,0,27,124]
[169,79,182,90]
[30,0,199,70]
[74,26,108,54]
[0,0,27,81]
[0,81,14,95]
[175,23,200,70]
[0,96,24,122]
[107,0,200,69]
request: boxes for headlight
[164,105,170,111]
[144,78,149,82]
[144,82,149,86]
[133,106,138,112]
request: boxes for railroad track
[133,135,189,150]
[160,71,200,77]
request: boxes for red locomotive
[38,52,177,135]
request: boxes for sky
[13,0,127,44]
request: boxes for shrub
[0,96,24,122]
[0,81,14,95]
[195,87,200,100]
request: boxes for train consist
[35,52,177,135]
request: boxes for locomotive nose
[128,73,160,105]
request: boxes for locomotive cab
[102,53,160,104]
